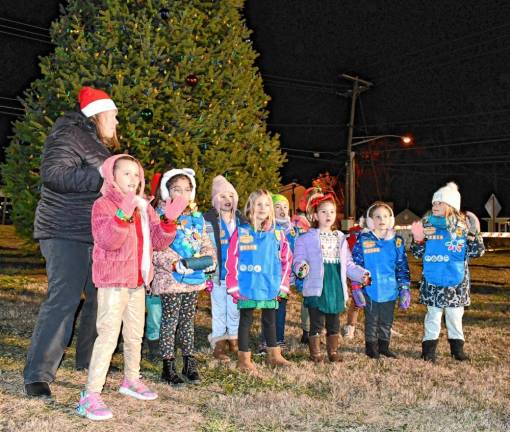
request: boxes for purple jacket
[293,228,367,306]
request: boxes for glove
[351,285,366,308]
[361,272,372,287]
[118,191,137,219]
[174,260,194,275]
[230,290,241,304]
[164,195,188,221]
[277,291,288,302]
[465,211,481,234]
[296,262,309,279]
[399,287,411,310]
[411,221,425,242]
[204,278,214,294]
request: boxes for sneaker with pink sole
[119,377,158,401]
[76,390,113,421]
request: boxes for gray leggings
[364,297,396,342]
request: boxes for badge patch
[363,241,376,248]
[239,235,253,244]
[423,227,436,236]
[396,238,402,248]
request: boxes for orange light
[401,135,412,145]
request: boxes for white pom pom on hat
[432,181,461,211]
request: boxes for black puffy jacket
[34,111,111,243]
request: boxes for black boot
[162,358,185,387]
[25,382,51,398]
[365,341,380,359]
[300,330,309,345]
[378,339,397,358]
[448,339,470,361]
[182,355,201,384]
[146,339,160,363]
[421,339,438,363]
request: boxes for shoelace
[88,393,107,409]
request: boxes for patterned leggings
[160,291,198,359]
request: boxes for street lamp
[344,134,412,224]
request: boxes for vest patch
[240,244,257,251]
[363,240,376,248]
[364,247,381,254]
[424,254,450,262]
[239,235,254,244]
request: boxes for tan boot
[308,335,324,363]
[228,339,239,355]
[213,340,230,362]
[266,346,291,367]
[237,351,258,374]
[326,334,343,362]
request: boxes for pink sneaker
[119,377,158,401]
[76,390,113,421]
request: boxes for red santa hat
[78,86,117,117]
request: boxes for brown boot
[266,346,291,367]
[228,339,239,355]
[326,334,343,362]
[308,335,324,363]
[213,340,230,362]
[237,351,258,374]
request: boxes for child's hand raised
[119,191,138,218]
[411,221,425,242]
[164,196,188,221]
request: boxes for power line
[0,16,49,32]
[261,73,348,89]
[0,23,50,40]
[0,28,52,44]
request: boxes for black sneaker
[25,382,51,398]
[182,356,200,384]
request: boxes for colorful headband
[309,193,335,210]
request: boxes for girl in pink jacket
[76,154,187,421]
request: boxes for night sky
[1,0,509,219]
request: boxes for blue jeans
[24,239,97,384]
[209,280,239,346]
[145,294,162,341]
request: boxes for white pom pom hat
[432,182,461,211]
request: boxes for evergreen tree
[2,0,285,239]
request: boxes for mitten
[164,195,188,221]
[465,211,481,234]
[174,260,194,275]
[204,277,214,294]
[118,191,137,219]
[399,287,411,310]
[296,262,309,279]
[230,290,241,304]
[411,221,425,242]
[277,291,288,302]
[351,285,366,308]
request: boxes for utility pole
[341,74,373,221]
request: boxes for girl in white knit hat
[410,182,485,362]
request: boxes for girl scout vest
[219,218,233,281]
[361,234,399,302]
[423,216,466,286]
[171,213,207,285]
[237,224,282,301]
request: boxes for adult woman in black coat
[24,87,119,397]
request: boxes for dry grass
[1,225,510,431]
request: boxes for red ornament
[185,74,199,87]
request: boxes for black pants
[364,297,396,342]
[238,308,277,352]
[24,239,97,384]
[308,307,340,337]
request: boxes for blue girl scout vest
[219,218,233,281]
[171,213,207,285]
[422,216,466,286]
[361,235,401,302]
[236,224,282,301]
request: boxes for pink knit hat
[211,175,239,214]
